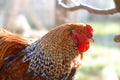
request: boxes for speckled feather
[23,23,84,80]
[0,23,92,80]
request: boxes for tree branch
[57,0,120,43]
[114,35,120,43]
[57,0,120,15]
[114,0,120,11]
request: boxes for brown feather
[0,23,93,80]
[0,28,31,80]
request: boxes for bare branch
[70,0,80,6]
[57,0,120,43]
[57,0,120,15]
[114,0,120,11]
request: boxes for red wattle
[78,41,90,52]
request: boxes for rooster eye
[87,35,91,38]
[79,30,82,32]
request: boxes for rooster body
[0,23,94,80]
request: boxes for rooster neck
[39,26,79,60]
[23,24,84,79]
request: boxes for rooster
[0,23,94,80]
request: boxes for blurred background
[0,0,120,80]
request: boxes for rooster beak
[88,38,94,43]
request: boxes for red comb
[86,24,93,37]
